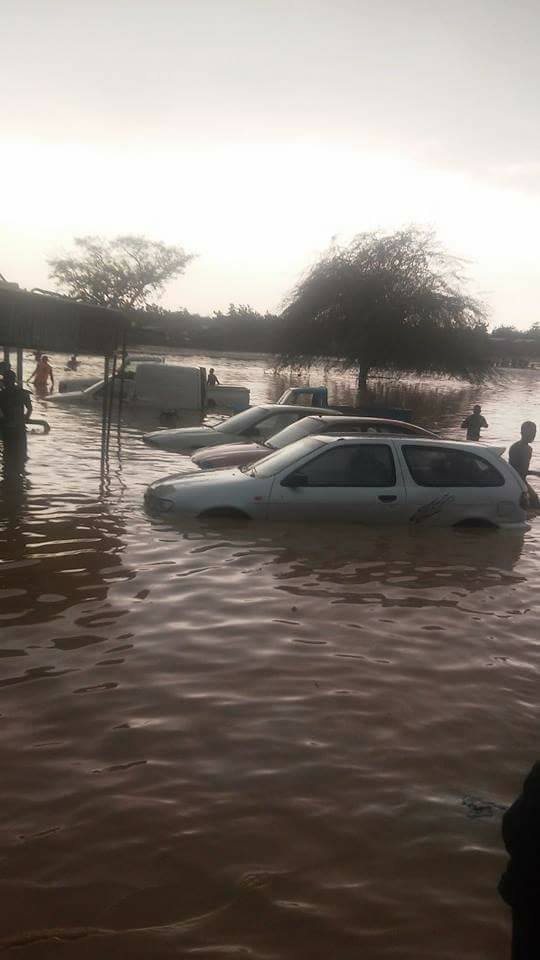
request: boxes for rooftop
[0,285,128,357]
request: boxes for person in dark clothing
[499,762,540,958]
[207,368,220,387]
[461,404,488,441]
[0,369,33,465]
[509,422,536,480]
[509,422,539,509]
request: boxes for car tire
[453,518,497,530]
[197,507,250,520]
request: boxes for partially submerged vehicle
[48,363,250,415]
[146,435,528,528]
[192,415,439,470]
[142,403,337,452]
[58,354,165,393]
[277,386,412,422]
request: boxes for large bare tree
[279,228,490,388]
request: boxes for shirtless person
[207,368,220,387]
[461,404,488,441]
[29,354,54,393]
[509,421,539,509]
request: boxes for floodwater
[1,353,539,959]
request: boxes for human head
[42,355,49,362]
[521,421,537,443]
[3,369,16,387]
[473,404,481,414]
[209,368,214,374]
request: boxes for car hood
[143,426,215,449]
[191,441,267,468]
[148,467,246,493]
[46,390,88,402]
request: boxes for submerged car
[142,403,337,452]
[191,415,439,470]
[145,435,528,528]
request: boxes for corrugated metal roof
[0,286,129,356]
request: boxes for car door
[395,442,507,525]
[269,440,409,522]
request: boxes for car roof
[309,435,502,452]
[304,415,430,429]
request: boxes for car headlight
[145,490,174,512]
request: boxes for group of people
[462,404,538,505]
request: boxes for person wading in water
[508,421,539,509]
[499,762,540,958]
[461,404,488,441]
[29,354,54,394]
[0,369,33,468]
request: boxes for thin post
[116,334,127,432]
[16,348,23,384]
[100,355,111,482]
[3,347,10,366]
[105,351,118,456]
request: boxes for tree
[279,228,490,388]
[48,235,195,311]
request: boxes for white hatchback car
[145,435,529,529]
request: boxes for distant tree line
[131,303,280,353]
[491,324,540,339]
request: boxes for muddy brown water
[1,354,539,959]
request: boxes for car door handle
[378,495,397,503]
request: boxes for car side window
[289,444,396,487]
[402,445,505,487]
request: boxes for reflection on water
[1,354,540,959]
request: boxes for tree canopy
[48,235,194,311]
[278,228,490,386]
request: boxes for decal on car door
[409,493,455,524]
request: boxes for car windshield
[241,436,326,477]
[215,407,267,434]
[267,416,325,450]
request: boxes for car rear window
[402,445,505,487]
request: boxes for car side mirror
[282,472,308,488]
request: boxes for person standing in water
[65,355,80,371]
[509,421,539,508]
[0,369,33,463]
[29,354,54,393]
[207,368,220,386]
[499,761,540,958]
[461,404,488,441]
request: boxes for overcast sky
[2,0,539,326]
